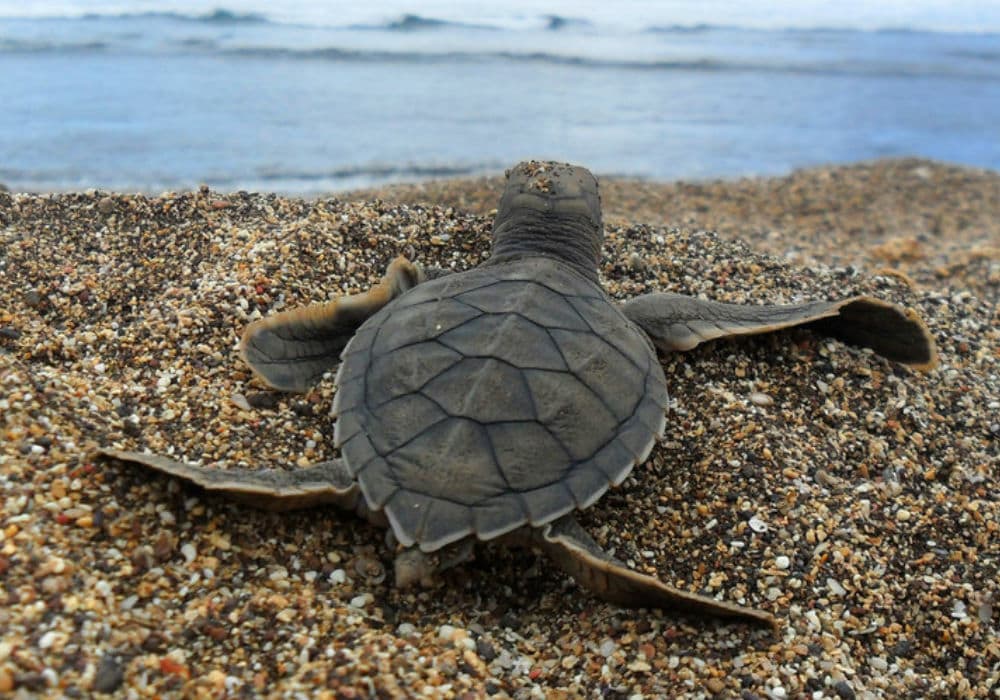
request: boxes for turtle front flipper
[240,256,426,392]
[95,448,361,512]
[535,517,778,631]
[622,292,937,370]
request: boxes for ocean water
[1,2,999,193]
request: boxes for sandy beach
[348,158,1000,303]
[1,159,998,697]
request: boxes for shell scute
[365,341,462,408]
[436,312,569,371]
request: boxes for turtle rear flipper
[96,448,361,512]
[240,256,425,392]
[536,517,778,632]
[622,292,937,370]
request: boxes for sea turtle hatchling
[98,161,937,631]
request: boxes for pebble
[704,678,726,694]
[476,638,497,661]
[775,555,790,570]
[97,196,115,215]
[93,655,124,693]
[38,632,62,650]
[833,680,856,699]
[230,393,252,411]
[827,578,847,597]
[749,392,774,407]
[180,543,197,564]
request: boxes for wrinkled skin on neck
[487,161,604,282]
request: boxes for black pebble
[476,638,497,661]
[834,680,856,699]
[246,391,282,409]
[93,655,124,693]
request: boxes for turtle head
[490,161,603,280]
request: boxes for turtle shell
[332,257,668,551]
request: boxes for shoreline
[1,162,998,696]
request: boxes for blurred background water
[1,1,998,193]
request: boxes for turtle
[97,160,937,632]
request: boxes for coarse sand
[1,159,997,698]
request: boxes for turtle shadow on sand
[96,161,937,635]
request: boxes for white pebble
[438,624,456,641]
[230,393,251,411]
[896,508,912,522]
[329,569,346,584]
[750,392,774,407]
[180,543,197,564]
[38,631,61,649]
[775,555,791,570]
[599,639,618,657]
[769,686,787,699]
[869,656,889,671]
[396,622,417,637]
[749,516,768,533]
[349,594,369,608]
[495,649,514,669]
[827,578,847,597]
[804,610,822,631]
